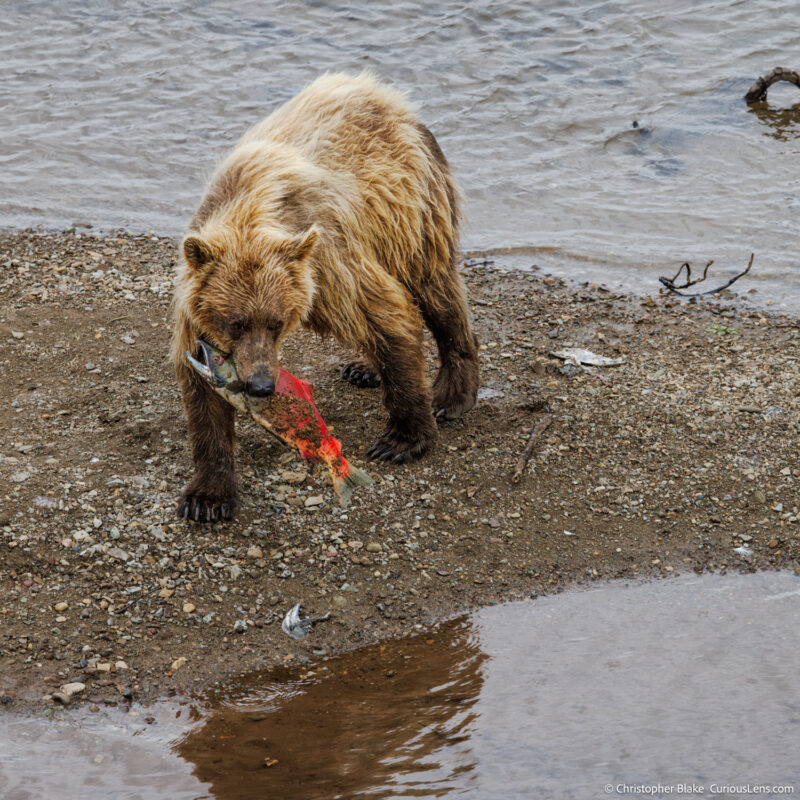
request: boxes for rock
[53,682,85,703]
[365,542,383,553]
[281,470,307,485]
[305,495,324,508]
[752,490,766,504]
[115,661,128,671]
[107,546,130,562]
[171,657,186,672]
[182,603,196,614]
[54,602,68,612]
[233,619,247,633]
[246,546,263,560]
[738,534,753,542]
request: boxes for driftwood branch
[659,253,754,298]
[512,414,552,483]
[745,67,800,104]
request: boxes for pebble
[281,470,307,484]
[233,619,248,633]
[53,682,85,704]
[170,657,187,672]
[54,602,68,612]
[365,542,383,553]
[305,495,324,508]
[107,546,131,562]
[246,546,263,559]
[183,603,196,614]
[752,490,766,504]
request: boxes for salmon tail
[331,462,373,508]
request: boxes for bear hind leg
[359,284,437,463]
[418,275,480,421]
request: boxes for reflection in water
[176,619,486,800]
[1,572,799,799]
[748,102,800,141]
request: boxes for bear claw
[366,425,434,463]
[342,361,381,389]
[177,492,238,523]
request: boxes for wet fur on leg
[433,347,479,421]
[175,359,239,522]
[417,274,480,421]
[361,291,437,463]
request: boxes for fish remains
[186,339,372,507]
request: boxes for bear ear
[287,225,319,262]
[183,235,217,271]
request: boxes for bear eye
[229,320,247,338]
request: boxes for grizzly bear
[172,72,479,522]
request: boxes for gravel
[0,230,798,711]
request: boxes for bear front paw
[366,422,435,464]
[177,481,239,523]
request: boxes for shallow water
[2,1,800,306]
[2,571,799,799]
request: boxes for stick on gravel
[659,253,754,298]
[512,414,553,483]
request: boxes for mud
[0,231,799,714]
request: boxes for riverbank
[1,230,798,712]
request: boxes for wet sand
[0,230,798,712]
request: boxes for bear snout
[245,367,276,398]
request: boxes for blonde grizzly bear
[172,72,479,522]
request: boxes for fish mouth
[186,338,245,393]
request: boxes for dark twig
[512,414,553,483]
[659,254,754,298]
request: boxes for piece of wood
[512,414,553,483]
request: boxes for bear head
[180,224,319,399]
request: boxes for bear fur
[172,72,479,522]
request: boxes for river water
[2,1,800,305]
[1,571,799,799]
